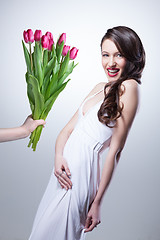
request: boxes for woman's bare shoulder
[121,79,139,97]
[122,79,139,89]
[82,82,106,100]
[120,79,139,110]
[91,82,106,94]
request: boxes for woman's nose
[108,57,116,68]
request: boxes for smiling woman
[27,26,146,240]
[101,40,126,78]
[98,26,145,127]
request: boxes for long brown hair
[98,26,145,127]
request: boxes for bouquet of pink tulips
[22,29,78,151]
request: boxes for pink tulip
[45,31,53,41]
[70,47,78,60]
[58,33,66,45]
[34,30,42,41]
[23,29,34,43]
[48,39,54,51]
[62,45,70,56]
[23,31,29,43]
[41,35,49,49]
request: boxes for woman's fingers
[59,172,72,190]
[54,170,72,190]
[63,162,71,177]
[84,216,91,229]
[54,158,72,190]
[84,218,101,232]
[58,179,65,189]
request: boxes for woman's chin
[106,71,121,82]
[107,75,119,82]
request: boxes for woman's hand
[54,155,72,190]
[84,202,101,232]
[0,115,46,142]
[22,115,46,137]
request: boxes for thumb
[36,119,46,126]
[85,216,91,229]
[63,161,71,176]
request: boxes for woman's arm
[54,82,105,190]
[54,109,79,190]
[85,79,139,232]
[0,115,45,142]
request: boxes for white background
[0,0,160,239]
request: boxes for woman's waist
[74,124,112,146]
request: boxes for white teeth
[108,69,119,73]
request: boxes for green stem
[28,129,35,148]
[29,43,33,72]
[28,125,44,151]
[58,56,64,84]
[32,126,42,151]
[42,48,44,63]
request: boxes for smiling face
[101,39,126,82]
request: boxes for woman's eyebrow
[101,50,120,54]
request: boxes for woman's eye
[117,53,122,57]
[102,53,109,57]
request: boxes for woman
[28,26,145,240]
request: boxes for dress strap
[79,88,104,115]
[89,88,104,98]
[82,88,104,105]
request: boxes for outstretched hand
[84,202,101,233]
[22,115,46,137]
[54,156,72,190]
[0,115,46,142]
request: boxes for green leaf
[44,73,58,100]
[43,50,48,68]
[34,41,43,88]
[41,75,51,97]
[22,40,31,73]
[58,51,70,82]
[44,58,61,100]
[44,57,56,78]
[41,57,58,96]
[56,41,64,63]
[51,44,56,58]
[41,80,70,119]
[27,83,35,112]
[32,52,35,75]
[26,73,44,119]
[57,58,78,86]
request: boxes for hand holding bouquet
[22,29,78,151]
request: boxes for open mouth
[107,68,120,77]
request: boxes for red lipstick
[107,68,119,77]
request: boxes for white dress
[28,89,114,240]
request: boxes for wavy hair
[98,26,145,127]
